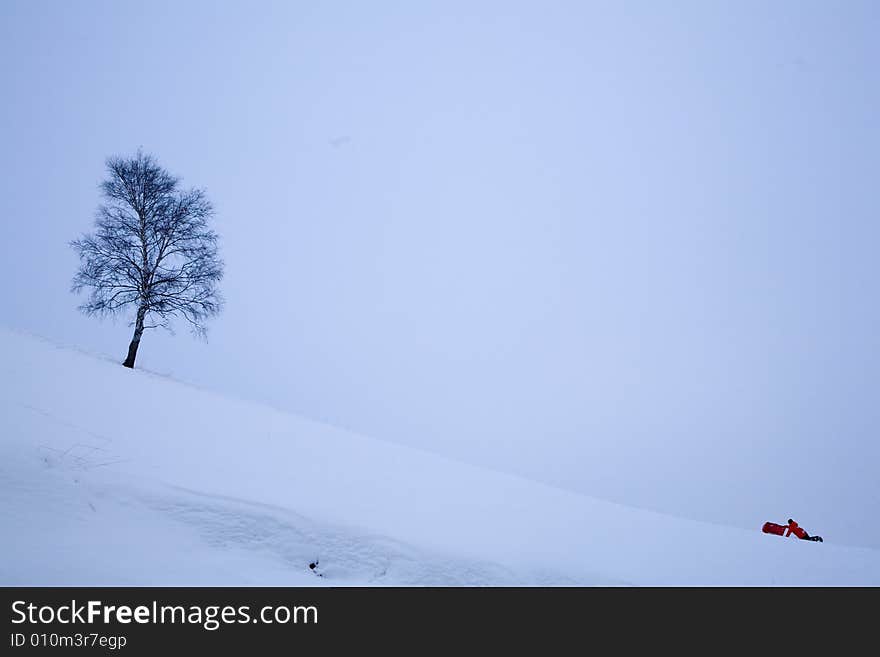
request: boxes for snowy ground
[2,327,878,586]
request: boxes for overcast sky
[2,1,878,544]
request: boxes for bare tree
[71,150,224,368]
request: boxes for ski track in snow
[139,488,534,586]
[2,417,599,586]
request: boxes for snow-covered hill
[2,328,878,586]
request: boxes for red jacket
[785,520,808,539]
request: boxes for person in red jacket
[785,519,823,542]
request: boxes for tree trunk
[122,306,148,368]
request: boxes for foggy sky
[2,1,878,546]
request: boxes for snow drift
[1,328,878,586]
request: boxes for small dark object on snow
[309,560,323,577]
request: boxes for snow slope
[1,328,878,586]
